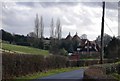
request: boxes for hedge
[2,52,116,80]
[83,62,120,81]
[2,52,68,79]
[67,59,114,67]
[94,62,120,74]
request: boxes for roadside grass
[2,43,49,56]
[111,73,120,81]
[13,67,85,81]
[80,58,110,61]
[80,58,99,60]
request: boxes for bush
[79,52,100,59]
[100,62,120,74]
[68,59,114,67]
[45,55,68,69]
[89,62,120,75]
[2,52,68,79]
[16,42,31,46]
[84,62,120,81]
[59,48,68,56]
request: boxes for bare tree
[34,14,39,38]
[50,18,54,38]
[39,16,44,39]
[56,18,62,40]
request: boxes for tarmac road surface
[31,68,85,81]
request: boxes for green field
[2,43,49,55]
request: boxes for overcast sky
[1,1,118,40]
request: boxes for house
[65,32,100,60]
[78,39,100,54]
[65,32,100,53]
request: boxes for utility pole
[100,1,105,64]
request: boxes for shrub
[84,62,120,81]
[45,55,68,69]
[2,52,68,79]
[91,63,120,75]
[68,59,113,67]
[84,65,117,81]
[16,42,31,46]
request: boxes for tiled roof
[72,33,81,42]
[65,32,72,40]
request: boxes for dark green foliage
[56,39,74,54]
[2,29,13,43]
[64,40,74,53]
[49,39,68,56]
[105,37,120,59]
[49,39,59,54]
[2,29,30,46]
[16,42,30,46]
[2,29,46,49]
[13,34,28,44]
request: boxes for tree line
[1,14,120,58]
[2,28,120,59]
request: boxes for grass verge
[13,67,85,81]
[111,73,120,81]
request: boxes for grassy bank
[14,67,83,81]
[111,73,120,81]
[2,43,49,55]
[84,61,120,80]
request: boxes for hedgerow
[2,52,68,80]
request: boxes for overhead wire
[104,19,115,36]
